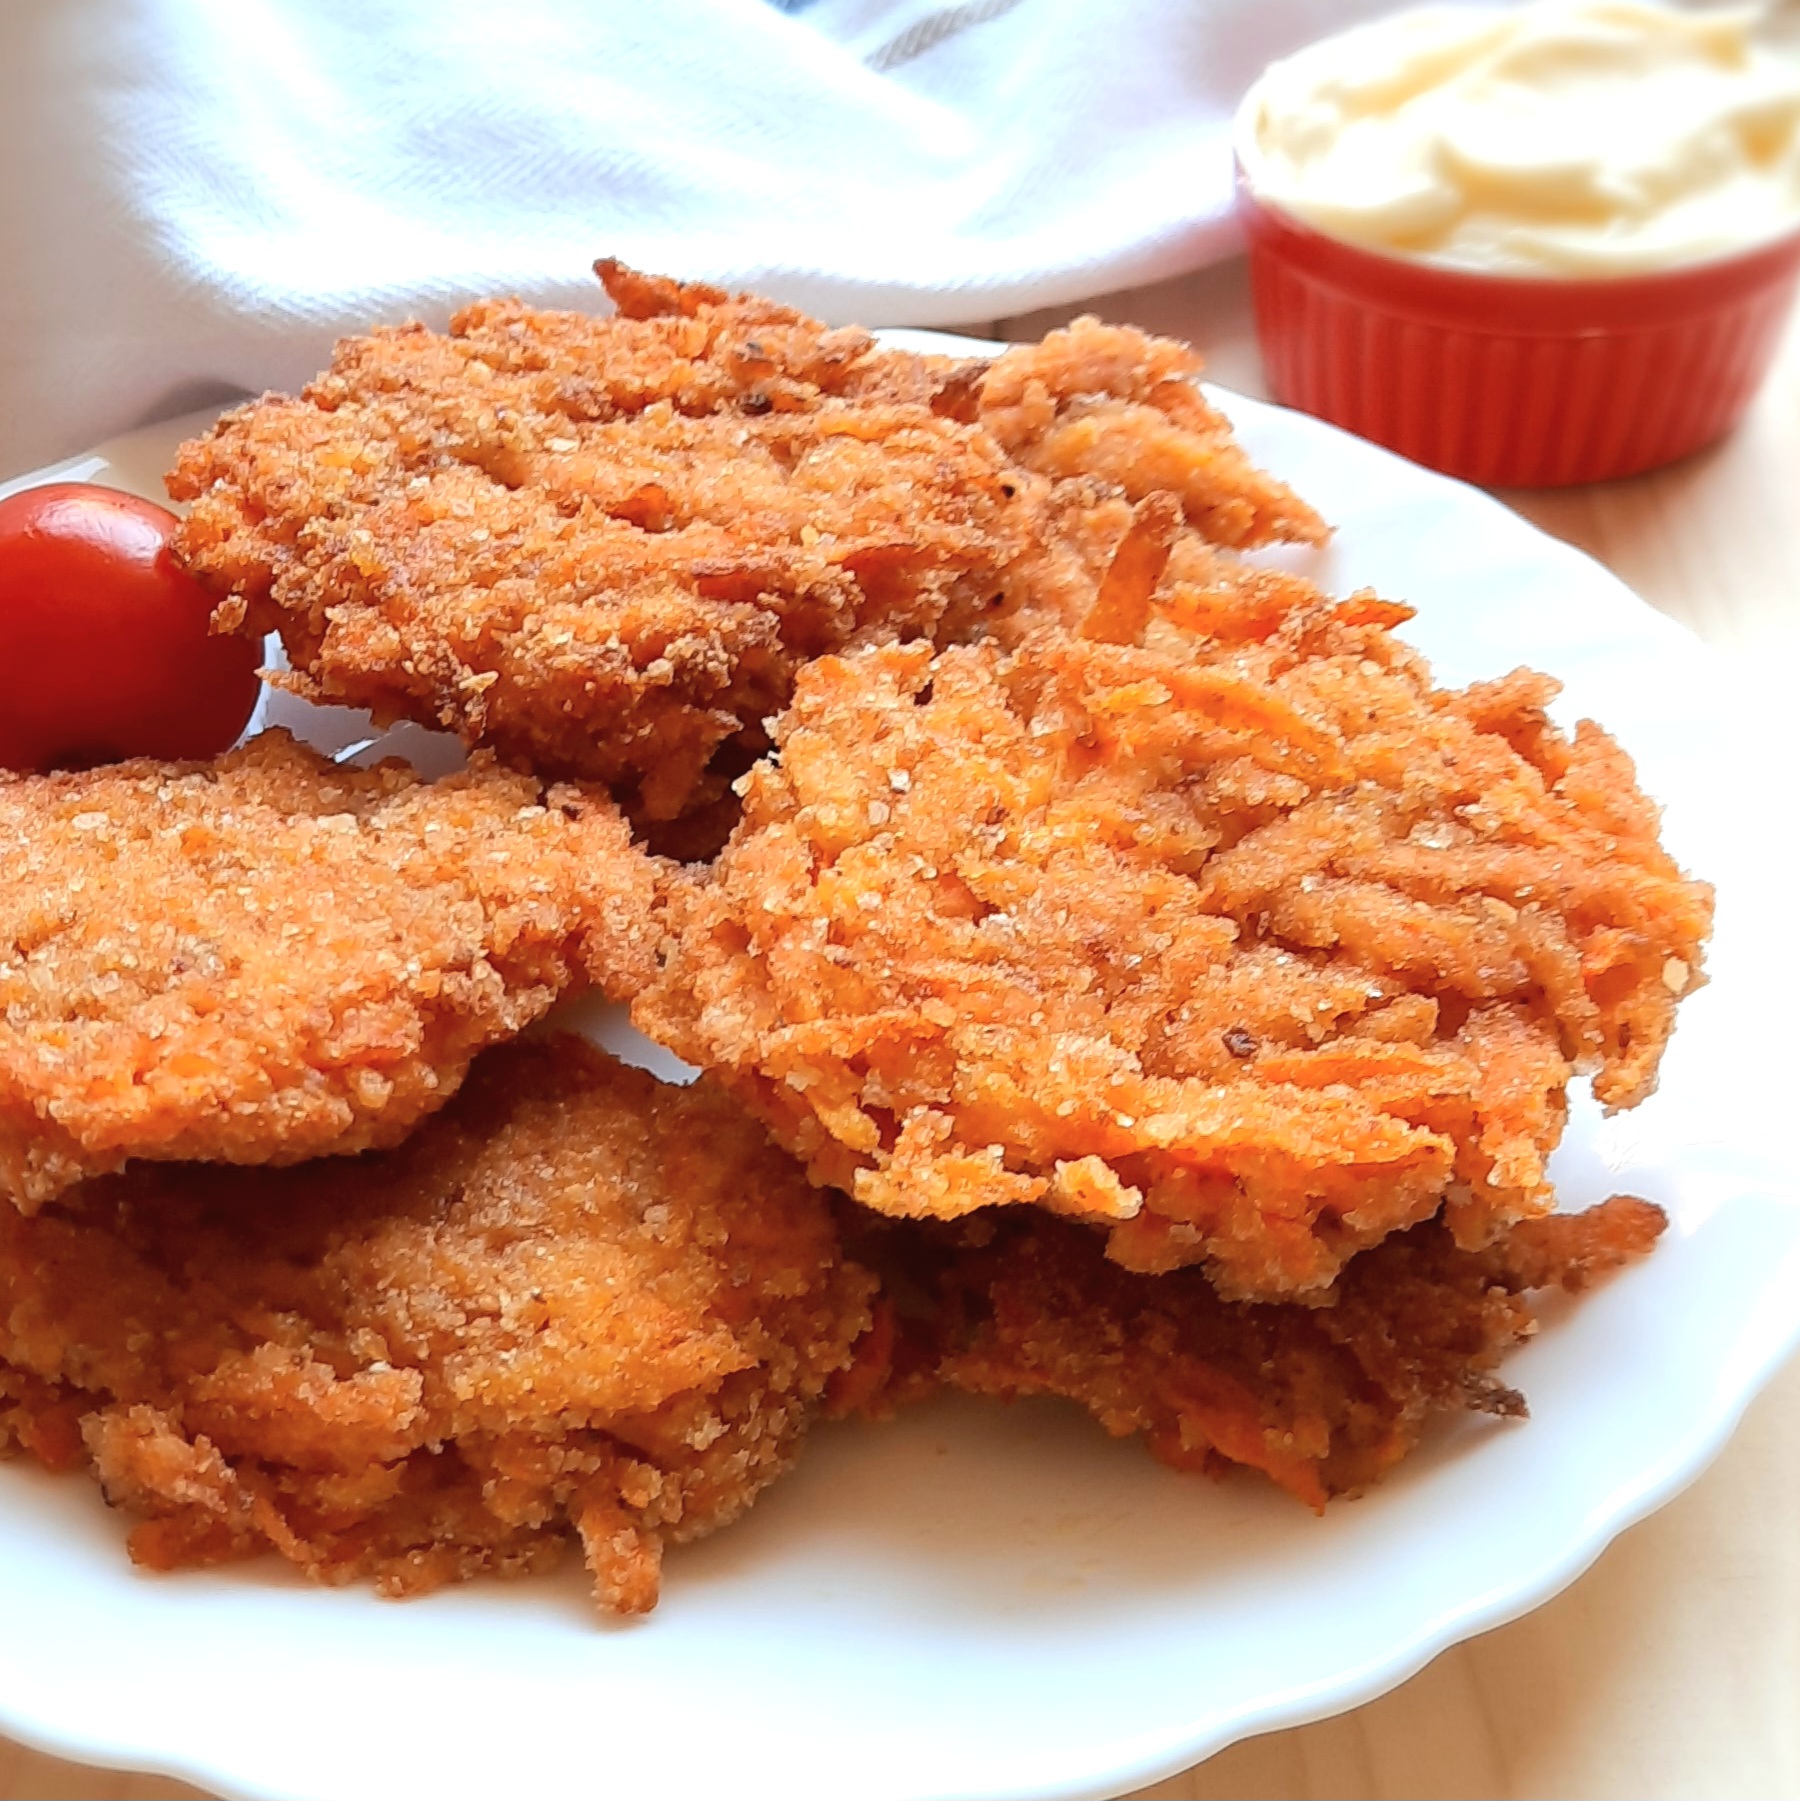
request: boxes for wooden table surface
[5,260,1797,1801]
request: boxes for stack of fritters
[0,263,1707,1615]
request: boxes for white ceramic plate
[2,339,1796,1801]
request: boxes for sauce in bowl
[1237,1,1800,277]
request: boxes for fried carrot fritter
[635,608,1710,1300]
[0,731,658,1210]
[0,1037,874,1615]
[167,265,1324,824]
[167,262,1028,823]
[849,1196,1665,1507]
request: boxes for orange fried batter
[167,266,1324,824]
[637,606,1710,1299]
[856,1196,1665,1506]
[0,1037,874,1614]
[0,731,659,1210]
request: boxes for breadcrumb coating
[0,1037,874,1614]
[0,731,659,1209]
[167,265,1323,824]
[850,1196,1665,1506]
[636,608,1709,1298]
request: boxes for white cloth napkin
[0,0,1399,475]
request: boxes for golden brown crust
[0,1037,875,1614]
[636,605,1710,1299]
[851,1196,1666,1506]
[0,731,661,1208]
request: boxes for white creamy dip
[1237,1,1800,276]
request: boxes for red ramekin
[1236,167,1800,487]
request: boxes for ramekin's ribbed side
[1244,233,1800,488]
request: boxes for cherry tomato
[0,482,262,772]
